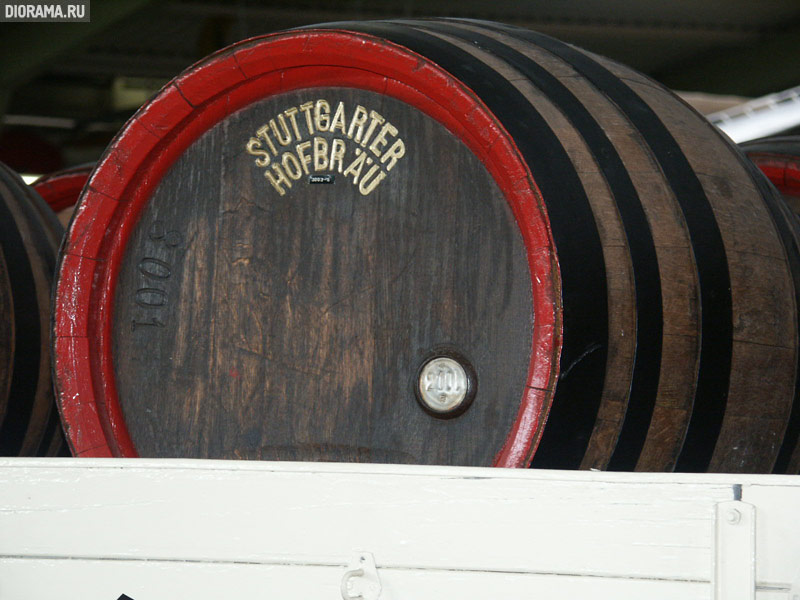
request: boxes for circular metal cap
[416,354,476,417]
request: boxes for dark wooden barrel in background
[742,137,800,215]
[32,164,93,228]
[0,160,67,456]
[53,19,800,473]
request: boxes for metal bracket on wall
[714,499,755,600]
[341,551,382,600]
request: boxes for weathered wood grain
[112,88,533,464]
[413,21,800,472]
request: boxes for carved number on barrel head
[131,221,183,332]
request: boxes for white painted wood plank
[0,558,711,600]
[742,481,800,589]
[756,590,792,599]
[0,459,738,583]
[714,501,755,600]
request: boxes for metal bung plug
[415,351,477,418]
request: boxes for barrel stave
[0,162,64,456]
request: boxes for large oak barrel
[53,20,800,473]
[0,161,67,456]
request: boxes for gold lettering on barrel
[245,98,406,196]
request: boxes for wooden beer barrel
[32,164,93,227]
[0,161,67,456]
[53,20,800,473]
[741,137,800,215]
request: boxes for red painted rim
[747,152,800,198]
[32,165,92,212]
[53,29,562,465]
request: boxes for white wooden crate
[1,458,799,599]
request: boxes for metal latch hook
[341,552,381,600]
